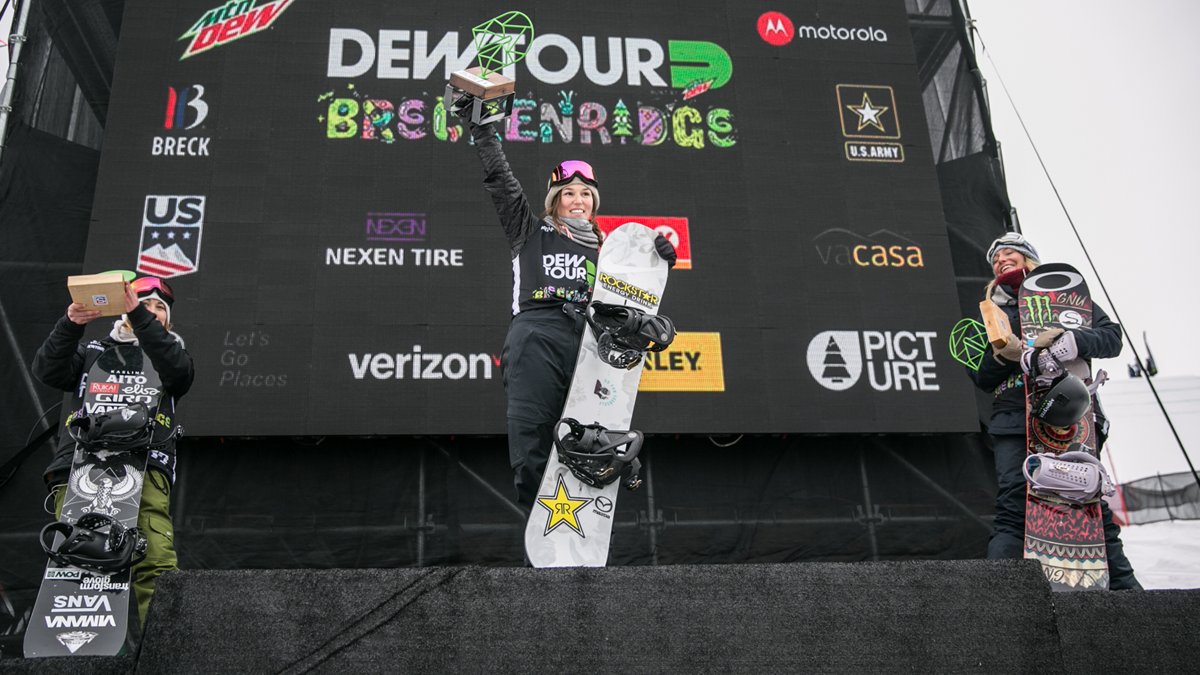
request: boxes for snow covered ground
[1116,519,1200,590]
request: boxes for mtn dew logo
[585,260,596,288]
[180,0,295,60]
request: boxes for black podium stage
[8,559,1198,673]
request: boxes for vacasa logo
[154,85,211,157]
[812,228,924,269]
[180,0,294,60]
[348,346,495,381]
[806,330,940,392]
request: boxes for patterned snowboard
[524,222,669,567]
[1018,263,1108,591]
[24,344,161,657]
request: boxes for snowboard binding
[40,513,147,574]
[554,418,644,491]
[69,402,155,452]
[585,302,676,370]
[1023,449,1115,505]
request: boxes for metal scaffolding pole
[0,0,34,164]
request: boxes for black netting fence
[1116,472,1200,525]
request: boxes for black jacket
[32,304,194,487]
[472,122,598,315]
[968,288,1121,434]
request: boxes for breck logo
[640,332,724,392]
[180,0,294,60]
[836,84,904,163]
[812,228,924,269]
[596,216,693,270]
[154,85,211,157]
[599,272,659,308]
[806,330,940,392]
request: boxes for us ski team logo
[137,195,204,278]
[536,475,593,537]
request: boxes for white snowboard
[524,222,670,567]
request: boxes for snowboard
[24,344,162,657]
[524,222,669,567]
[1018,263,1108,591]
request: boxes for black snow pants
[502,306,585,509]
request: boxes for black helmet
[40,513,147,574]
[1034,372,1091,428]
[586,302,676,370]
[554,418,644,491]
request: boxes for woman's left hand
[654,234,677,268]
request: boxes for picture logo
[640,332,725,392]
[153,85,211,157]
[137,195,204,279]
[366,212,427,243]
[836,84,904,163]
[596,216,693,269]
[594,378,617,406]
[757,12,794,46]
[180,0,294,60]
[812,228,925,269]
[806,330,940,392]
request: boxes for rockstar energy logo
[1024,295,1053,327]
[640,332,725,392]
[598,272,660,308]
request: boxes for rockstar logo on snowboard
[536,475,593,537]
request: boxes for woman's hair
[541,190,604,244]
[983,257,1039,300]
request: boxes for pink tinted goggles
[548,160,598,189]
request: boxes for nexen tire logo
[806,331,939,392]
[349,346,494,380]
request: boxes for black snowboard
[24,344,163,657]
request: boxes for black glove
[654,234,677,268]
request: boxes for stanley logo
[640,332,725,392]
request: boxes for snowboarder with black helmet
[966,233,1141,589]
[32,275,194,624]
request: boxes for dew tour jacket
[472,122,598,315]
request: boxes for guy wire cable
[971,23,1199,491]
